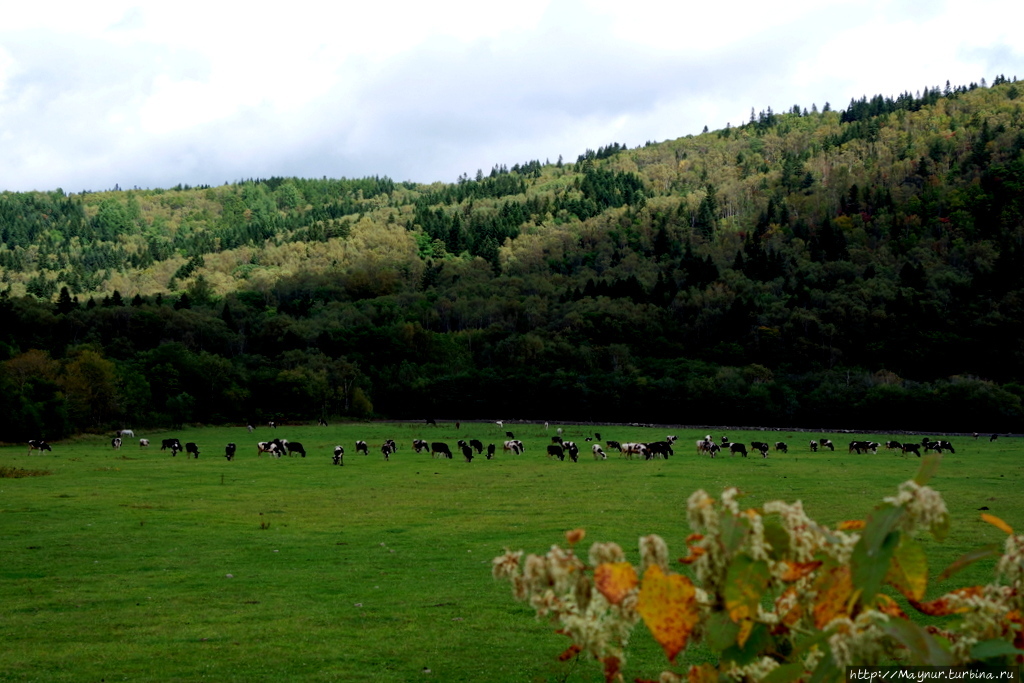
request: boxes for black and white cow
[111,437,122,450]
[355,440,369,455]
[185,442,200,458]
[885,441,903,452]
[562,441,580,460]
[809,440,818,452]
[750,441,769,457]
[621,443,649,459]
[820,439,835,451]
[503,440,521,455]
[333,445,344,465]
[161,438,182,453]
[225,443,236,461]
[413,439,430,453]
[774,442,788,453]
[606,440,622,452]
[431,442,453,459]
[592,444,608,460]
[849,440,874,454]
[27,439,52,454]
[139,438,149,447]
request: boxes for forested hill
[2,77,1023,439]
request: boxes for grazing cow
[333,446,344,466]
[413,439,430,453]
[460,444,474,462]
[697,439,711,455]
[646,441,674,459]
[117,429,135,438]
[384,439,397,453]
[247,424,254,433]
[185,442,200,458]
[885,441,903,452]
[496,420,503,429]
[431,442,453,459]
[111,437,122,450]
[750,441,769,457]
[469,439,484,454]
[225,443,236,461]
[269,420,276,429]
[286,441,307,458]
[504,431,514,439]
[933,440,955,454]
[562,441,580,460]
[503,440,522,455]
[592,444,607,460]
[318,418,328,426]
[355,440,369,455]
[902,443,921,457]
[551,436,563,444]
[820,439,835,451]
[849,440,874,454]
[666,435,678,444]
[139,439,150,447]
[456,422,460,431]
[381,443,393,460]
[621,443,649,459]
[547,444,565,461]
[991,434,999,442]
[161,438,182,452]
[27,439,52,454]
[708,442,721,458]
[606,440,622,452]
[730,442,748,457]
[257,441,272,456]
[774,442,788,453]
[426,418,437,427]
[486,444,496,459]
[809,440,818,452]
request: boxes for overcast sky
[1,0,1021,193]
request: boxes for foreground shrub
[492,455,1023,682]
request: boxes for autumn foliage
[492,454,1024,682]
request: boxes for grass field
[1,423,1020,682]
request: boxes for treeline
[1,76,1023,438]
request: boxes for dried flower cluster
[493,457,1023,683]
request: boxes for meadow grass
[1,423,1021,682]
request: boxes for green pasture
[1,423,1020,682]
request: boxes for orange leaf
[679,546,707,564]
[689,663,719,683]
[981,513,1014,535]
[837,520,866,531]
[780,560,822,582]
[875,593,908,620]
[813,565,855,628]
[686,533,705,543]
[601,655,621,683]
[637,565,700,663]
[557,644,582,661]
[565,528,586,545]
[775,586,804,628]
[909,586,984,616]
[594,562,638,605]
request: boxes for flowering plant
[492,455,1024,682]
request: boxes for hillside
[1,76,1023,437]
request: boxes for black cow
[286,441,307,457]
[431,442,453,459]
[646,441,674,459]
[563,441,580,460]
[991,434,999,442]
[225,443,236,461]
[774,442,788,453]
[730,443,748,457]
[849,440,874,454]
[27,439,52,454]
[486,444,495,459]
[185,442,200,458]
[505,431,514,439]
[355,440,369,455]
[460,444,474,462]
[885,441,903,452]
[426,418,437,427]
[750,441,770,457]
[547,444,565,460]
[606,440,621,451]
[902,443,921,457]
[469,439,484,454]
[333,445,344,466]
[161,438,182,452]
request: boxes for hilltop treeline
[1,77,1023,439]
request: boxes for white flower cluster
[946,584,1016,663]
[995,532,1024,611]
[883,480,949,537]
[721,655,780,682]
[825,609,890,668]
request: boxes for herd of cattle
[23,430,969,463]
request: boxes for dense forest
[2,76,1023,439]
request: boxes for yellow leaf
[837,520,866,531]
[688,663,719,683]
[780,560,822,582]
[594,562,638,605]
[737,618,755,648]
[981,513,1014,535]
[909,586,984,616]
[875,593,908,620]
[637,565,700,663]
[886,535,928,601]
[813,566,854,628]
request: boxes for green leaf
[886,535,928,601]
[761,663,806,683]
[881,619,953,665]
[719,622,771,666]
[705,611,740,651]
[724,555,771,623]
[807,645,842,683]
[851,504,903,605]
[914,452,942,485]
[762,515,790,560]
[970,639,1024,661]
[719,513,751,555]
[936,544,1002,581]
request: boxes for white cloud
[0,0,1021,192]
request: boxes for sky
[0,0,1021,193]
